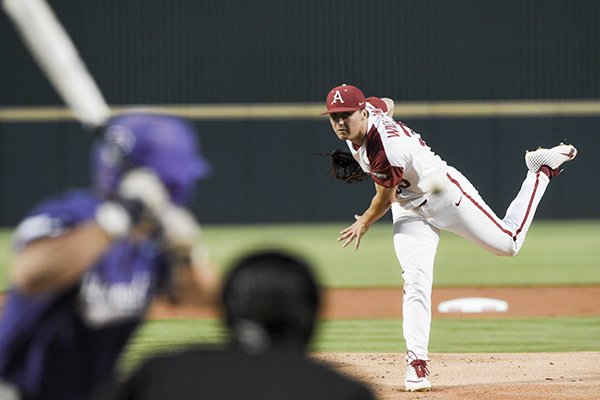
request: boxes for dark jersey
[103,346,376,400]
[0,190,169,400]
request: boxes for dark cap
[222,249,321,353]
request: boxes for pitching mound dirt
[314,352,600,400]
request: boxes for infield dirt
[315,351,600,400]
[149,286,600,319]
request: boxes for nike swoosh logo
[358,102,365,106]
[455,196,463,206]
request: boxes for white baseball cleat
[525,143,577,176]
[404,351,432,392]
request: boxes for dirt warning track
[148,286,600,319]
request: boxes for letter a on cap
[331,90,344,104]
[321,84,366,115]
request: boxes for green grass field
[198,220,600,287]
[1,220,599,371]
[2,220,599,289]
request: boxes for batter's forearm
[10,222,112,295]
[166,256,221,307]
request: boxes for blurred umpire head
[222,249,321,354]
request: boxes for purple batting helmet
[92,113,213,205]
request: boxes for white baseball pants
[392,166,550,359]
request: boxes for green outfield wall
[0,0,598,225]
[0,116,597,225]
[1,0,598,104]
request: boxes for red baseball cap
[321,84,367,115]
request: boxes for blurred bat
[3,0,110,127]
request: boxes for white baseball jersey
[346,101,448,209]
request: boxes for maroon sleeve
[365,127,404,188]
[366,96,388,113]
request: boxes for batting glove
[95,168,170,239]
[160,205,209,261]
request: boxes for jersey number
[396,179,411,195]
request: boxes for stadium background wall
[0,0,598,225]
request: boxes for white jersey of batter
[347,99,551,360]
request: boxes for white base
[437,297,508,313]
